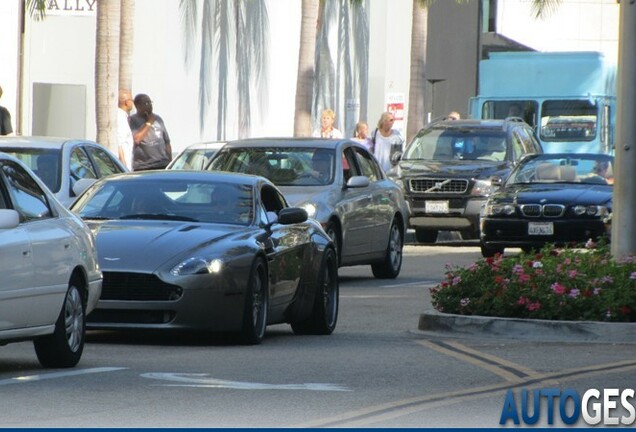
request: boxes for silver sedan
[207,138,410,279]
[0,136,127,207]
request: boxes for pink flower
[630,272,636,280]
[568,270,578,279]
[593,287,602,296]
[585,238,596,249]
[517,296,528,305]
[568,289,580,298]
[512,264,524,274]
[527,301,541,311]
[532,261,543,268]
[518,273,531,282]
[551,282,567,295]
[460,298,470,307]
[452,276,462,285]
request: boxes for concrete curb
[418,311,636,344]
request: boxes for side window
[510,130,527,161]
[1,161,51,221]
[87,145,124,176]
[354,148,380,182]
[260,184,286,213]
[342,148,359,182]
[70,147,98,182]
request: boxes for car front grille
[409,178,469,194]
[520,204,566,218]
[101,272,183,301]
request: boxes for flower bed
[430,240,636,322]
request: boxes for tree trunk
[294,0,319,137]
[95,0,121,154]
[406,0,428,143]
[119,0,135,92]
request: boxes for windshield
[73,178,254,225]
[540,100,597,142]
[403,128,507,162]
[1,148,61,193]
[170,148,220,170]
[507,154,614,185]
[209,147,336,186]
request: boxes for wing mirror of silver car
[346,175,370,188]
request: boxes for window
[482,100,538,128]
[354,148,380,181]
[1,161,51,221]
[70,147,98,182]
[87,145,124,176]
[540,100,597,142]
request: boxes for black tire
[34,282,85,368]
[325,221,341,265]
[372,219,403,279]
[415,228,438,244]
[291,247,339,335]
[240,257,268,345]
[480,244,504,258]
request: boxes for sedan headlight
[170,257,224,276]
[300,203,317,218]
[484,203,516,216]
[573,205,609,217]
[471,179,498,197]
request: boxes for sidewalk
[418,311,636,344]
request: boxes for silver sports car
[70,170,338,344]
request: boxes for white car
[0,152,102,368]
[0,136,127,207]
[167,141,226,170]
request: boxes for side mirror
[278,207,308,225]
[346,175,370,188]
[0,209,20,229]
[391,151,403,165]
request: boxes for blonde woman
[352,121,373,152]
[313,108,343,139]
[372,112,404,172]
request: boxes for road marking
[296,359,636,427]
[0,367,127,386]
[140,372,350,391]
[416,339,540,383]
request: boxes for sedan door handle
[64,244,71,249]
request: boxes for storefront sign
[46,0,97,16]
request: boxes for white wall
[0,0,20,132]
[497,0,619,61]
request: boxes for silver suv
[388,118,543,243]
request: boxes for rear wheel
[372,219,403,279]
[240,257,268,344]
[415,228,438,244]
[480,244,504,258]
[34,282,85,368]
[291,248,339,335]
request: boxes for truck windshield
[539,100,597,142]
[481,100,537,128]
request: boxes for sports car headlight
[484,203,515,216]
[573,205,609,217]
[471,179,498,197]
[170,257,224,276]
[300,203,317,218]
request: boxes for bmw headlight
[171,257,224,276]
[471,179,498,197]
[300,203,317,218]
[573,205,609,217]
[484,203,515,216]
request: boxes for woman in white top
[372,112,404,172]
[313,108,343,139]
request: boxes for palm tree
[294,0,320,137]
[119,0,135,92]
[179,0,269,139]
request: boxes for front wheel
[34,282,86,368]
[291,248,339,335]
[372,220,403,279]
[240,257,268,344]
[415,228,438,244]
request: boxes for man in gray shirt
[130,93,172,170]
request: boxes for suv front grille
[409,178,469,194]
[520,204,565,218]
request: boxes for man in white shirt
[117,89,134,170]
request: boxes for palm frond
[179,0,198,68]
[529,0,562,20]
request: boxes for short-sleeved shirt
[0,106,13,136]
[129,113,171,170]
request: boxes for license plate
[528,222,554,235]
[425,200,449,214]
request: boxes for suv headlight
[471,179,498,197]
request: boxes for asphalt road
[0,242,634,428]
